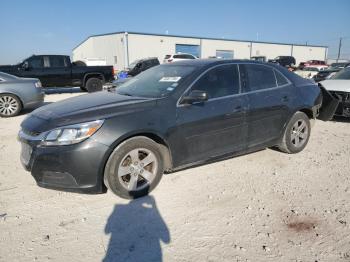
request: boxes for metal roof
[73,31,328,51]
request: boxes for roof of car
[167,59,273,67]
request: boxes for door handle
[282,96,289,102]
[234,105,242,112]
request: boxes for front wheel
[278,111,311,154]
[104,137,164,199]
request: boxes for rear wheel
[85,77,103,93]
[278,111,311,154]
[0,94,22,117]
[104,137,164,199]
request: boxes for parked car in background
[313,62,350,82]
[0,72,44,117]
[268,56,296,67]
[18,60,337,199]
[294,67,322,79]
[251,56,267,62]
[127,57,160,76]
[321,67,350,117]
[298,60,327,70]
[163,53,197,63]
[0,55,114,92]
[329,62,350,69]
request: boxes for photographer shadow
[103,196,170,262]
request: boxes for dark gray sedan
[0,72,44,117]
[19,60,337,199]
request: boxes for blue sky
[1,0,349,64]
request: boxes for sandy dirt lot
[1,90,350,262]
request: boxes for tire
[80,86,87,92]
[85,77,103,93]
[0,94,22,118]
[278,111,311,154]
[104,136,165,199]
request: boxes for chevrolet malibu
[18,60,336,199]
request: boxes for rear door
[45,56,72,87]
[174,64,248,166]
[240,63,295,148]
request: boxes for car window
[243,64,277,92]
[28,56,44,69]
[50,56,66,67]
[164,55,171,59]
[185,55,195,59]
[191,64,240,99]
[331,68,350,80]
[274,70,289,86]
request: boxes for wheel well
[113,133,173,170]
[299,108,314,119]
[83,74,105,86]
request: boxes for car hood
[21,91,157,133]
[320,80,350,92]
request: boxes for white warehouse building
[72,31,328,70]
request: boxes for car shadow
[44,87,83,94]
[103,195,170,262]
[332,116,350,123]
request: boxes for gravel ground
[0,90,350,262]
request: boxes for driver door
[173,64,248,166]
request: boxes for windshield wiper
[118,92,133,97]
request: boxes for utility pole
[337,37,342,62]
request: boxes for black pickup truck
[0,55,114,92]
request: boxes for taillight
[34,81,42,88]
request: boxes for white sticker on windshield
[159,77,181,82]
[166,87,175,91]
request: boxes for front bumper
[18,130,109,194]
[329,91,350,117]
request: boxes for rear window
[243,64,277,91]
[274,70,289,86]
[50,56,66,67]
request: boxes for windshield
[128,60,140,69]
[331,68,350,80]
[303,67,318,71]
[116,65,197,98]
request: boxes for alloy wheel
[291,119,308,148]
[0,95,19,116]
[117,148,158,191]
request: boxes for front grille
[329,91,350,103]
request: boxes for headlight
[41,120,104,146]
[34,81,42,88]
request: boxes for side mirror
[181,90,208,104]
